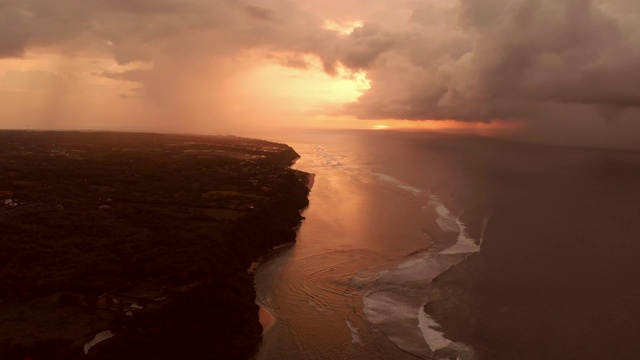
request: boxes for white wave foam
[428,194,481,255]
[351,268,390,283]
[312,145,344,168]
[359,193,483,359]
[379,253,456,288]
[371,172,423,196]
[363,291,432,359]
[436,216,460,233]
[310,145,367,178]
[361,251,464,358]
[308,299,330,313]
[440,220,480,255]
[478,216,489,248]
[429,197,461,233]
[396,256,426,270]
[361,260,477,359]
[311,146,426,199]
[418,306,451,351]
[84,330,114,354]
[345,320,362,344]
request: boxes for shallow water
[251,130,640,359]
[254,130,485,359]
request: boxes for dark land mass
[0,131,310,360]
[421,137,640,359]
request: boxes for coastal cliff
[0,131,309,360]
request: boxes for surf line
[360,192,487,359]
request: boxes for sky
[1,0,639,148]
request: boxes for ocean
[253,129,640,359]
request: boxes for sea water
[254,130,487,360]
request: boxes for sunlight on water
[255,131,487,359]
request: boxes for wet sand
[258,306,276,333]
[425,142,640,359]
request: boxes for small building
[2,199,18,207]
[96,292,170,312]
[96,294,146,312]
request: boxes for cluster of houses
[0,190,17,207]
[0,202,62,218]
[0,190,65,218]
[176,139,285,155]
[181,148,267,161]
[96,292,170,316]
[48,149,85,158]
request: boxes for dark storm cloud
[1,0,639,132]
[337,24,397,70]
[241,3,278,22]
[343,0,640,124]
[0,0,209,57]
[0,0,332,105]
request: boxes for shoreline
[0,131,311,360]
[306,173,316,190]
[258,306,276,333]
[95,140,311,359]
[251,164,314,349]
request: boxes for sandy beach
[258,306,276,333]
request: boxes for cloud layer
[341,0,640,123]
[1,0,639,144]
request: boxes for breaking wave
[256,139,489,360]
[312,142,484,359]
[360,191,485,359]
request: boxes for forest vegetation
[0,131,310,360]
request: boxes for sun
[323,20,364,36]
[372,125,390,130]
[229,53,372,115]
